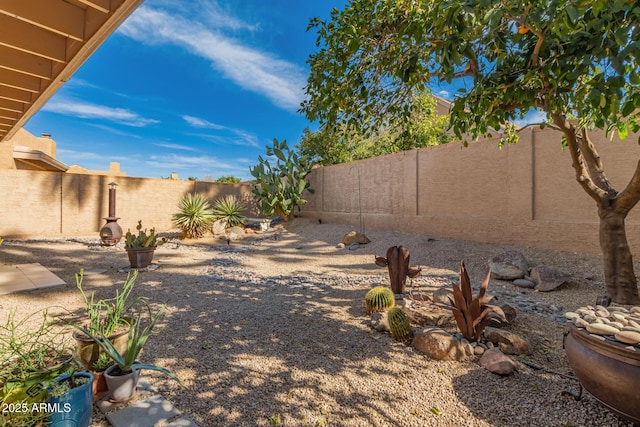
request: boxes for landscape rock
[478,349,517,376]
[226,226,245,241]
[489,251,529,280]
[530,265,572,292]
[432,288,453,305]
[370,312,390,332]
[483,326,531,355]
[486,303,517,328]
[404,304,454,327]
[412,328,472,361]
[348,243,360,251]
[342,231,371,245]
[211,219,227,236]
[512,278,536,289]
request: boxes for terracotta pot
[104,365,139,402]
[125,246,156,269]
[564,324,640,423]
[73,327,130,370]
[91,370,108,401]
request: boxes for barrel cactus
[387,307,412,342]
[365,286,395,315]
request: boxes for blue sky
[24,1,347,181]
[24,0,544,181]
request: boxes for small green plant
[212,195,247,229]
[73,297,182,385]
[91,352,114,372]
[365,286,395,315]
[49,373,91,398]
[268,413,283,426]
[387,307,412,342]
[250,138,315,222]
[172,193,215,239]
[76,269,140,338]
[0,310,72,426]
[449,261,506,342]
[125,220,165,247]
[216,175,242,184]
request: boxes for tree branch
[614,160,640,216]
[551,112,609,205]
[578,127,616,197]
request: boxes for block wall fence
[2,125,640,256]
[299,126,640,256]
[0,173,257,238]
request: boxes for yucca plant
[211,195,247,229]
[365,286,395,315]
[172,193,215,238]
[387,307,412,342]
[449,261,506,342]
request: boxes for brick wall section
[0,172,257,238]
[301,126,640,255]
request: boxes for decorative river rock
[564,305,640,346]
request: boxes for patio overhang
[0,0,144,143]
[13,145,69,171]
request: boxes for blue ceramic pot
[48,372,93,427]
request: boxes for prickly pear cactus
[387,307,412,342]
[365,286,395,315]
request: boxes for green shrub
[212,195,247,229]
[172,193,215,238]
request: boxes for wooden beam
[0,45,52,79]
[0,110,18,120]
[0,117,15,126]
[0,122,13,128]
[0,86,32,103]
[0,0,85,41]
[0,98,24,113]
[0,68,41,93]
[74,0,110,14]
[0,14,67,62]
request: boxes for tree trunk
[599,207,640,305]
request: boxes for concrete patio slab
[0,263,65,295]
[105,394,181,427]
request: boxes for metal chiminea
[99,182,123,246]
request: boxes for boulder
[478,349,517,376]
[370,312,389,332]
[512,278,536,289]
[486,303,517,328]
[483,326,531,355]
[489,251,529,280]
[226,226,245,241]
[211,219,227,236]
[530,265,572,292]
[404,304,454,327]
[412,327,473,361]
[342,231,371,245]
[432,288,453,305]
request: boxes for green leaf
[565,6,579,24]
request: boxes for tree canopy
[298,92,451,166]
[302,0,640,303]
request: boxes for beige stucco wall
[0,171,256,238]
[0,129,57,169]
[301,126,640,256]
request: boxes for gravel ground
[0,218,636,427]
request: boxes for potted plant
[89,353,112,400]
[72,270,141,371]
[124,220,165,269]
[73,299,182,402]
[0,310,73,426]
[48,366,93,427]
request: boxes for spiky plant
[172,193,215,238]
[211,195,247,229]
[448,261,506,342]
[365,286,395,315]
[387,307,412,342]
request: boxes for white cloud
[42,98,159,127]
[153,142,198,151]
[182,115,226,130]
[146,153,236,170]
[119,5,306,111]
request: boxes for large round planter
[48,372,93,427]
[73,328,130,370]
[104,365,139,402]
[125,246,156,269]
[564,324,640,423]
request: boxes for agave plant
[365,286,395,315]
[211,195,247,229]
[449,261,506,342]
[172,193,215,238]
[387,307,412,342]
